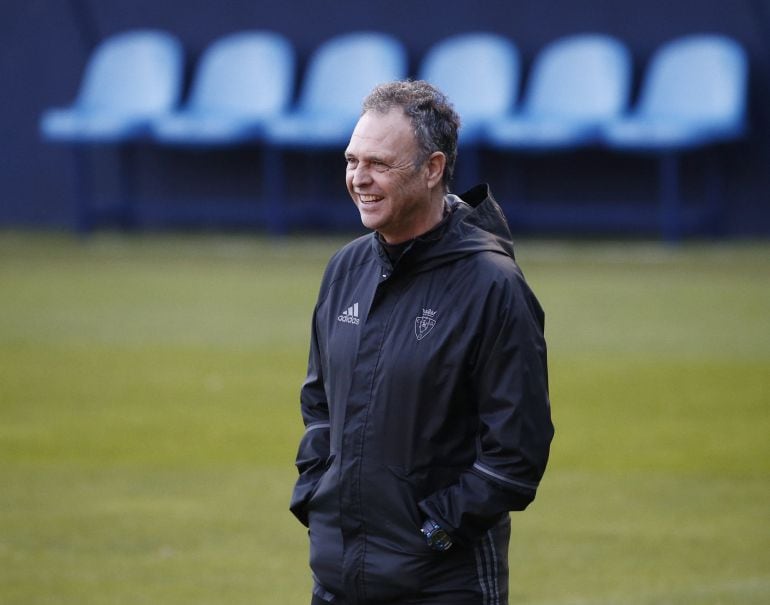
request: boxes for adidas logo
[337,302,360,325]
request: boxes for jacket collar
[370,183,516,273]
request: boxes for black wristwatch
[420,518,453,551]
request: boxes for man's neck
[377,199,451,263]
[379,194,447,245]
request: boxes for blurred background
[1,1,769,604]
[3,0,770,237]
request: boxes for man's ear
[425,152,446,189]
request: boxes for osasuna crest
[415,308,437,341]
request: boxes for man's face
[345,109,435,244]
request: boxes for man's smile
[358,194,384,204]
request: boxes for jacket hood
[372,183,516,273]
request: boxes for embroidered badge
[415,308,437,341]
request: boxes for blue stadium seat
[261,32,408,232]
[601,34,748,240]
[419,33,520,144]
[262,32,408,148]
[39,29,184,232]
[485,34,631,150]
[152,31,295,146]
[418,33,520,189]
[601,35,747,150]
[40,30,183,142]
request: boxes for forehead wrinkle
[352,109,415,144]
[348,128,397,151]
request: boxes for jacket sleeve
[418,272,554,545]
[289,306,331,527]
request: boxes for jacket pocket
[391,463,468,499]
[307,453,336,509]
[307,454,344,596]
[359,464,432,559]
[290,453,337,526]
[383,465,426,539]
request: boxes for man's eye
[372,161,390,172]
[345,158,358,169]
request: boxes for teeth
[359,194,383,203]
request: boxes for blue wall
[3,0,770,235]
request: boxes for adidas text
[337,302,360,325]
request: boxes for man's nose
[351,163,372,186]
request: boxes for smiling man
[291,80,554,605]
[345,105,446,243]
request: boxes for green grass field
[1,232,768,604]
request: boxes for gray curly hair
[361,80,461,191]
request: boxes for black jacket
[291,184,554,604]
